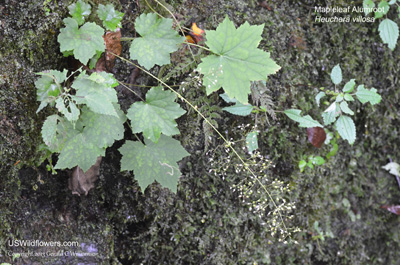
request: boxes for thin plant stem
[119,80,180,88]
[118,81,153,88]
[317,238,324,255]
[120,37,135,41]
[128,120,144,144]
[117,79,145,101]
[144,0,163,18]
[142,0,192,32]
[185,42,212,52]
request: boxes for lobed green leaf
[55,133,105,172]
[119,135,189,193]
[97,4,124,31]
[72,72,119,116]
[58,18,105,65]
[55,117,80,151]
[197,16,280,104]
[42,114,80,154]
[127,87,186,143]
[79,105,126,149]
[129,13,184,69]
[50,103,125,172]
[68,0,91,25]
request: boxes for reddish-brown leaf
[381,205,400,215]
[307,127,326,148]
[95,28,122,72]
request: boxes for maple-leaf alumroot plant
[37,1,188,193]
[36,1,283,197]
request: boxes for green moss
[0,1,67,173]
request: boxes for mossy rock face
[0,1,68,174]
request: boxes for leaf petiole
[120,37,135,41]
[184,42,212,52]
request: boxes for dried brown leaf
[68,157,102,196]
[95,28,122,72]
[381,205,400,215]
